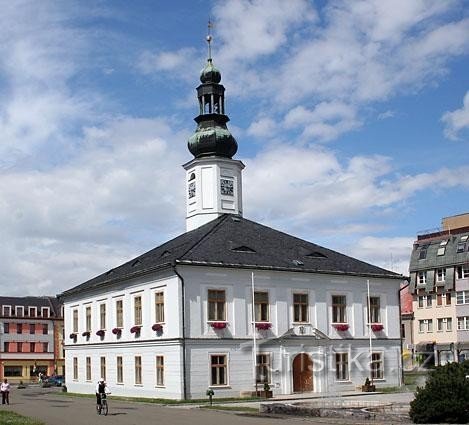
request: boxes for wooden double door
[292,353,313,392]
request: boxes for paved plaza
[2,386,414,425]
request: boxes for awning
[415,342,434,352]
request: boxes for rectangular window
[419,319,433,332]
[73,357,78,380]
[2,306,11,316]
[437,293,443,306]
[42,307,49,318]
[100,304,106,330]
[29,307,36,317]
[16,306,24,317]
[426,295,432,307]
[156,356,164,386]
[30,342,35,353]
[332,295,347,323]
[458,316,469,330]
[210,355,227,386]
[371,353,384,380]
[73,309,78,333]
[17,342,23,352]
[256,354,271,384]
[457,242,466,253]
[437,318,444,331]
[85,306,92,332]
[254,291,269,322]
[457,266,469,279]
[417,271,427,285]
[208,289,226,321]
[447,317,452,331]
[42,324,48,335]
[419,246,428,259]
[29,323,35,334]
[17,323,23,334]
[457,291,469,305]
[116,300,123,328]
[428,319,433,332]
[135,356,142,385]
[446,292,452,305]
[155,292,164,323]
[436,268,446,283]
[100,357,106,382]
[368,296,380,323]
[4,323,9,333]
[4,366,23,377]
[117,356,123,384]
[3,342,9,352]
[293,293,308,322]
[86,357,91,381]
[42,342,48,352]
[335,353,349,381]
[401,323,405,338]
[134,296,142,326]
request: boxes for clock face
[220,178,234,196]
[188,181,196,198]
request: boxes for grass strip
[58,391,262,405]
[0,410,45,425]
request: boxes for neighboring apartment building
[409,213,469,366]
[60,45,405,399]
[0,296,64,383]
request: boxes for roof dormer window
[437,240,448,256]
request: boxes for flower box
[255,322,272,331]
[96,330,105,337]
[82,331,90,337]
[371,324,384,332]
[112,327,122,335]
[130,325,141,334]
[210,322,227,330]
[333,323,349,332]
[69,333,77,340]
[152,323,163,332]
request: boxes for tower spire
[183,24,245,232]
[207,19,213,61]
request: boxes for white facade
[184,157,244,231]
[63,265,402,399]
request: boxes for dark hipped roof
[61,215,402,298]
[0,296,62,318]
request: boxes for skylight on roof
[437,247,446,256]
[440,240,448,246]
[461,235,469,242]
[231,245,256,253]
[292,259,304,266]
[305,251,327,259]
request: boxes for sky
[1,0,468,296]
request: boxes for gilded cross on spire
[206,19,213,61]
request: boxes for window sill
[116,382,124,385]
[335,380,352,383]
[209,385,231,389]
[155,385,165,389]
[134,384,143,387]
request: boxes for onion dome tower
[184,23,244,232]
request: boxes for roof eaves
[59,262,174,300]
[175,260,405,280]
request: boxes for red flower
[130,325,141,334]
[96,330,105,337]
[371,324,384,332]
[112,327,122,335]
[152,323,163,332]
[333,323,349,332]
[255,322,272,330]
[210,322,227,329]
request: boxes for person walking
[1,379,10,405]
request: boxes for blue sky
[1,0,468,295]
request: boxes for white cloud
[246,117,278,138]
[284,102,361,142]
[244,144,469,229]
[442,91,469,141]
[137,48,198,78]
[377,110,395,120]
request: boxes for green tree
[410,361,469,423]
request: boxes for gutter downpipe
[174,265,187,400]
[399,280,410,387]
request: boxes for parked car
[46,375,64,387]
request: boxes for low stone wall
[260,402,410,422]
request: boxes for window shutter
[425,270,435,292]
[445,267,454,291]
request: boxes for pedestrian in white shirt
[1,379,10,405]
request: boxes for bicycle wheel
[102,399,108,416]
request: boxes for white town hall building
[60,38,404,399]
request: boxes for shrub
[409,361,469,423]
